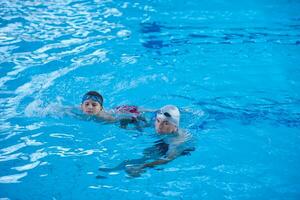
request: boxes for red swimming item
[114,105,140,116]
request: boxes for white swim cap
[156,105,180,127]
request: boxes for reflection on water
[0,0,300,199]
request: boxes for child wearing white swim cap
[155,105,180,134]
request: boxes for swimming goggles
[156,110,177,125]
[81,94,103,105]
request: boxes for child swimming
[80,91,149,130]
[81,91,115,121]
[98,105,195,177]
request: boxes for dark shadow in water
[141,20,300,47]
[142,38,167,49]
[140,22,168,51]
[140,22,163,33]
[203,102,300,128]
[171,94,300,130]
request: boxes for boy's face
[81,99,103,115]
[155,117,177,134]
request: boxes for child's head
[81,91,104,115]
[155,105,180,134]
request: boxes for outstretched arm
[142,151,177,168]
[124,152,177,177]
[143,159,170,168]
[96,112,116,122]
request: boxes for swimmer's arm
[97,112,136,123]
[142,159,170,168]
[142,151,178,168]
[96,112,117,122]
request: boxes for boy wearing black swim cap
[80,91,149,129]
[81,91,115,121]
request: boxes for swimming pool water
[1,0,300,199]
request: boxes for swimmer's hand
[125,164,145,177]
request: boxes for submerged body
[99,129,194,177]
[99,105,195,177]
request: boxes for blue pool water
[1,0,300,199]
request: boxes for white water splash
[12,161,40,172]
[0,172,28,184]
